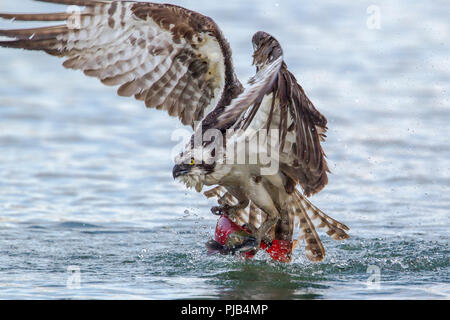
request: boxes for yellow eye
[190,158,195,166]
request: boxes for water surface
[0,0,448,299]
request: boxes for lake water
[0,0,448,299]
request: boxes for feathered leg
[211,187,249,220]
[246,179,280,247]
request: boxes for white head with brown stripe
[172,135,229,192]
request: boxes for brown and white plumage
[1,1,349,262]
[173,31,349,262]
[0,0,243,128]
[217,32,329,197]
[204,186,349,262]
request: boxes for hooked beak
[172,164,190,179]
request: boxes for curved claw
[241,224,273,249]
[211,204,236,217]
[242,223,257,234]
[262,235,274,248]
[211,206,225,216]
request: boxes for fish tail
[205,239,227,256]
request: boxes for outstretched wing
[0,0,241,128]
[215,55,283,131]
[217,31,329,197]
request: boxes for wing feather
[34,0,102,5]
[216,55,283,128]
[0,12,77,21]
[0,0,240,128]
[216,32,329,196]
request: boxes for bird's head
[252,31,283,71]
[172,147,216,193]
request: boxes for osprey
[0,0,349,262]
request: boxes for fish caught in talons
[206,215,258,257]
[206,233,258,256]
[207,215,296,263]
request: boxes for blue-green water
[0,0,448,299]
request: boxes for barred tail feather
[285,190,350,262]
[290,194,325,261]
[295,190,350,241]
[203,187,349,262]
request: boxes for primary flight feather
[0,0,349,262]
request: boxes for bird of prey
[0,0,350,262]
[173,32,350,261]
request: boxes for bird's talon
[211,206,224,216]
[242,224,257,235]
[262,235,274,247]
[211,204,241,219]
